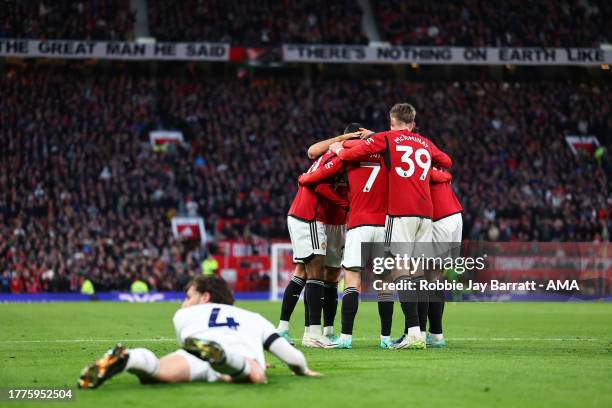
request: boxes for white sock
[323,326,334,336]
[303,326,309,336]
[431,333,444,341]
[277,320,290,331]
[421,331,426,340]
[407,326,421,337]
[212,350,251,380]
[309,325,322,336]
[340,334,352,341]
[380,335,390,342]
[125,348,160,377]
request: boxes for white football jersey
[173,303,277,368]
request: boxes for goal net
[269,242,295,301]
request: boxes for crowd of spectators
[376,0,612,47]
[147,0,367,45]
[3,1,611,47]
[1,66,610,293]
[0,0,135,41]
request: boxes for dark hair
[186,276,235,305]
[344,122,362,134]
[389,103,416,124]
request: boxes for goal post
[269,242,294,301]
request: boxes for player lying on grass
[78,276,320,389]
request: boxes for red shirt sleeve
[298,157,344,186]
[430,169,452,184]
[315,183,348,208]
[430,142,452,169]
[337,133,387,162]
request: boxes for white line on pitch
[0,337,604,344]
[0,338,175,344]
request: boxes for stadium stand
[0,0,135,40]
[147,0,367,45]
[0,65,609,292]
[375,0,612,47]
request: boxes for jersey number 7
[208,307,240,330]
[360,162,380,192]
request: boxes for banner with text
[282,44,612,66]
[0,39,230,61]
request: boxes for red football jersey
[289,152,342,222]
[318,183,348,225]
[299,149,387,229]
[337,130,451,219]
[430,170,463,221]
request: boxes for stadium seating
[0,66,609,293]
[0,0,135,40]
[147,0,367,45]
[375,0,612,46]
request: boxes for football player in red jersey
[330,103,452,350]
[318,172,348,344]
[427,168,462,348]
[300,123,396,349]
[278,149,348,349]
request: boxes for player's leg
[78,344,221,389]
[287,217,331,347]
[415,219,433,341]
[428,213,462,348]
[323,266,341,339]
[183,338,267,384]
[322,224,345,339]
[366,225,394,348]
[303,221,339,347]
[303,253,329,346]
[335,226,372,349]
[277,263,307,344]
[416,218,433,342]
[389,217,427,350]
[337,268,360,349]
[377,291,394,348]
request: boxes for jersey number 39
[208,307,240,330]
[395,146,431,180]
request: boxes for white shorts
[170,349,221,382]
[287,216,327,263]
[432,213,463,258]
[342,225,386,270]
[385,216,433,257]
[325,224,346,268]
[432,213,463,243]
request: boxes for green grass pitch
[1,301,611,408]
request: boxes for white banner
[150,130,184,148]
[171,216,206,244]
[0,39,229,61]
[282,44,612,66]
[565,135,600,155]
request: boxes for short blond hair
[389,103,416,124]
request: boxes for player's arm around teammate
[306,126,364,159]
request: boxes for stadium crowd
[0,0,135,41]
[376,0,612,47]
[2,1,610,47]
[147,0,367,45]
[0,66,610,293]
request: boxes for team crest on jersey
[321,242,327,250]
